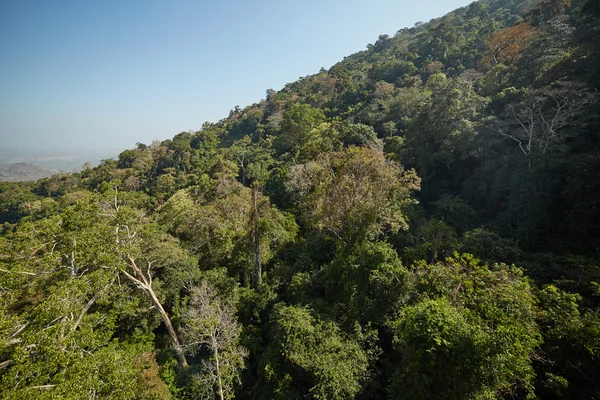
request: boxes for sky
[0,0,473,153]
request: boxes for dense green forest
[2,0,600,398]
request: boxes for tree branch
[70,293,99,334]
[123,256,188,368]
[28,385,56,390]
[0,268,37,276]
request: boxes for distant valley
[0,149,119,181]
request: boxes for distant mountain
[0,162,56,182]
[0,149,119,172]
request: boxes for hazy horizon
[0,147,120,171]
[1,0,473,153]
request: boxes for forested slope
[1,0,600,398]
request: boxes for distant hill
[0,149,119,172]
[0,162,55,182]
[1,1,599,399]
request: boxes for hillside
[1,0,599,399]
[0,162,55,182]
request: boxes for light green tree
[286,147,420,245]
[262,304,368,400]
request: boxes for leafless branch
[123,256,188,368]
[28,385,56,390]
[0,268,38,276]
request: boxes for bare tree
[99,187,189,368]
[232,136,251,186]
[122,256,188,368]
[249,182,262,290]
[494,82,593,157]
[180,281,247,400]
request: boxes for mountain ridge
[1,0,599,398]
[0,162,55,182]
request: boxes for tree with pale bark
[180,281,247,400]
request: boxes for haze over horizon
[1,0,472,153]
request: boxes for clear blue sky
[0,0,473,152]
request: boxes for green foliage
[338,123,378,147]
[2,1,600,398]
[432,195,477,233]
[274,103,335,162]
[159,179,297,286]
[390,254,542,399]
[404,76,487,179]
[404,219,458,263]
[261,304,368,400]
[534,284,600,399]
[285,147,420,245]
[323,241,409,325]
[1,343,170,400]
[228,136,276,185]
[0,182,41,224]
[390,298,493,399]
[460,228,520,263]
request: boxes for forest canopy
[1,0,600,398]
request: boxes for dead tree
[122,256,188,368]
[250,182,262,290]
[180,281,246,400]
[494,82,593,158]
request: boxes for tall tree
[180,281,247,400]
[286,147,420,245]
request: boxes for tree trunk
[146,284,188,368]
[70,293,98,334]
[251,183,262,291]
[123,257,188,368]
[213,338,225,400]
